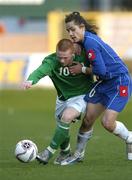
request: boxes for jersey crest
[119,86,128,97]
[86,49,96,61]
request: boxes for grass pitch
[0,89,132,180]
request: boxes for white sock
[76,128,93,153]
[113,121,129,141]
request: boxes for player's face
[66,21,85,43]
[57,49,74,66]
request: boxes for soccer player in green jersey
[22,39,93,165]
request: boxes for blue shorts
[84,73,132,112]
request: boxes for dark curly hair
[65,12,98,35]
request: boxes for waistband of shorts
[58,95,67,101]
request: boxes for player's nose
[69,30,74,36]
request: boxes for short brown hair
[56,39,74,52]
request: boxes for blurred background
[0,0,132,89]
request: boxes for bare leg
[102,109,132,160]
[102,109,129,139]
[76,103,105,154]
[80,103,105,132]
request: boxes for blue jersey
[83,31,132,112]
[83,31,129,80]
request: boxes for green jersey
[28,53,93,100]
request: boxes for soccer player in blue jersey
[61,12,132,165]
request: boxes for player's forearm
[69,63,93,75]
[27,72,39,85]
[22,70,44,89]
[27,68,45,85]
[22,73,41,90]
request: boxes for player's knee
[61,113,73,123]
[61,108,80,123]
[81,114,94,130]
[101,118,114,132]
[86,113,96,123]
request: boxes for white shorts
[55,94,87,120]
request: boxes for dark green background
[0,0,80,17]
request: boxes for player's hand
[69,62,82,75]
[21,80,33,89]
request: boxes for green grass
[0,89,132,180]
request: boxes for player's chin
[73,37,80,43]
